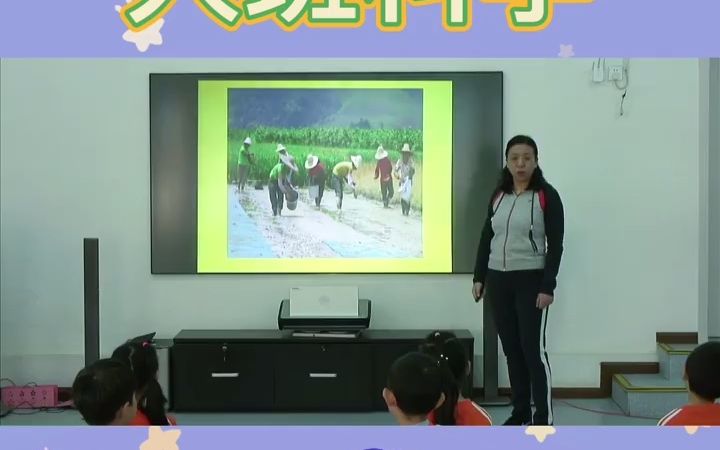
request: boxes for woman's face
[506,144,537,182]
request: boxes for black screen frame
[150,71,503,275]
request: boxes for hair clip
[142,341,151,348]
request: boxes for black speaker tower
[83,238,100,367]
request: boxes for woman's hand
[472,282,484,302]
[536,293,554,309]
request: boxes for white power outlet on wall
[609,66,624,81]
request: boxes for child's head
[72,358,137,425]
[684,341,720,403]
[112,340,169,425]
[420,330,469,388]
[383,351,451,425]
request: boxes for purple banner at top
[0,426,719,450]
[0,1,718,57]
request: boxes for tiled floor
[0,399,658,426]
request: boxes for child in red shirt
[112,337,176,426]
[374,146,394,208]
[658,341,720,426]
[130,410,177,426]
[421,331,493,426]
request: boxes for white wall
[0,59,702,389]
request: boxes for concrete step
[657,343,694,380]
[611,373,687,419]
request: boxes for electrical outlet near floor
[1,385,58,408]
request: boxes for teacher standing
[472,135,565,426]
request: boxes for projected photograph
[226,88,424,259]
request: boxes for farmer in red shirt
[305,154,326,207]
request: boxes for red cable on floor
[556,400,661,422]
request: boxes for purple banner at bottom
[1,426,719,450]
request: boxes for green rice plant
[229,126,423,154]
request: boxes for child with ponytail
[111,338,176,426]
[420,331,493,426]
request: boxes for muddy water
[227,185,423,259]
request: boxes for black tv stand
[170,329,474,412]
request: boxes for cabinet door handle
[211,372,239,378]
[309,373,337,378]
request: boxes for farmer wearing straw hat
[374,145,394,208]
[268,149,299,216]
[276,143,288,155]
[276,144,298,195]
[332,155,362,211]
[305,154,326,207]
[394,143,415,216]
[236,136,254,192]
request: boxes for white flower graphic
[525,425,557,443]
[684,426,711,435]
[139,426,182,450]
[558,44,575,58]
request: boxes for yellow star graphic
[139,426,182,450]
[525,426,557,443]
